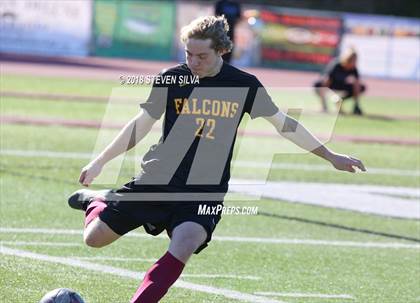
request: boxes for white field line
[212,236,420,249]
[1,246,285,303]
[0,227,84,236]
[254,292,354,299]
[75,258,262,281]
[182,274,261,280]
[74,256,156,262]
[233,161,420,177]
[77,259,261,281]
[0,241,82,247]
[1,227,419,249]
[0,242,260,281]
[1,149,418,177]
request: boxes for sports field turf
[1,73,419,303]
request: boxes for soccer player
[314,47,367,115]
[69,16,366,303]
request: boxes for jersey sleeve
[139,75,167,120]
[244,76,279,119]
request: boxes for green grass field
[1,73,419,303]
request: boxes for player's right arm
[265,111,366,173]
[79,110,157,186]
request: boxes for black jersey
[138,62,278,194]
[324,58,359,88]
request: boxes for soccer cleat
[68,189,110,211]
[353,105,363,115]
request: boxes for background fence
[0,0,418,80]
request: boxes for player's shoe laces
[68,189,110,211]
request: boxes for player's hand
[78,161,103,186]
[329,152,366,173]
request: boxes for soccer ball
[39,288,85,303]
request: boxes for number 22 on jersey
[195,118,216,140]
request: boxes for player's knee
[83,224,108,248]
[314,85,326,96]
[178,225,206,246]
[170,242,197,263]
[182,236,203,253]
[169,223,207,261]
[83,231,105,248]
[83,218,118,248]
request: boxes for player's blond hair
[180,15,233,53]
[340,47,357,65]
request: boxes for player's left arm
[264,111,366,173]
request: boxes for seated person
[314,47,366,115]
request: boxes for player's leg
[313,81,329,112]
[68,189,137,248]
[130,221,206,303]
[352,83,366,115]
[342,83,365,115]
[331,84,355,115]
[333,91,345,114]
[360,83,366,93]
[168,221,207,263]
[83,217,120,248]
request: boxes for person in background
[215,0,241,63]
[314,47,366,115]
